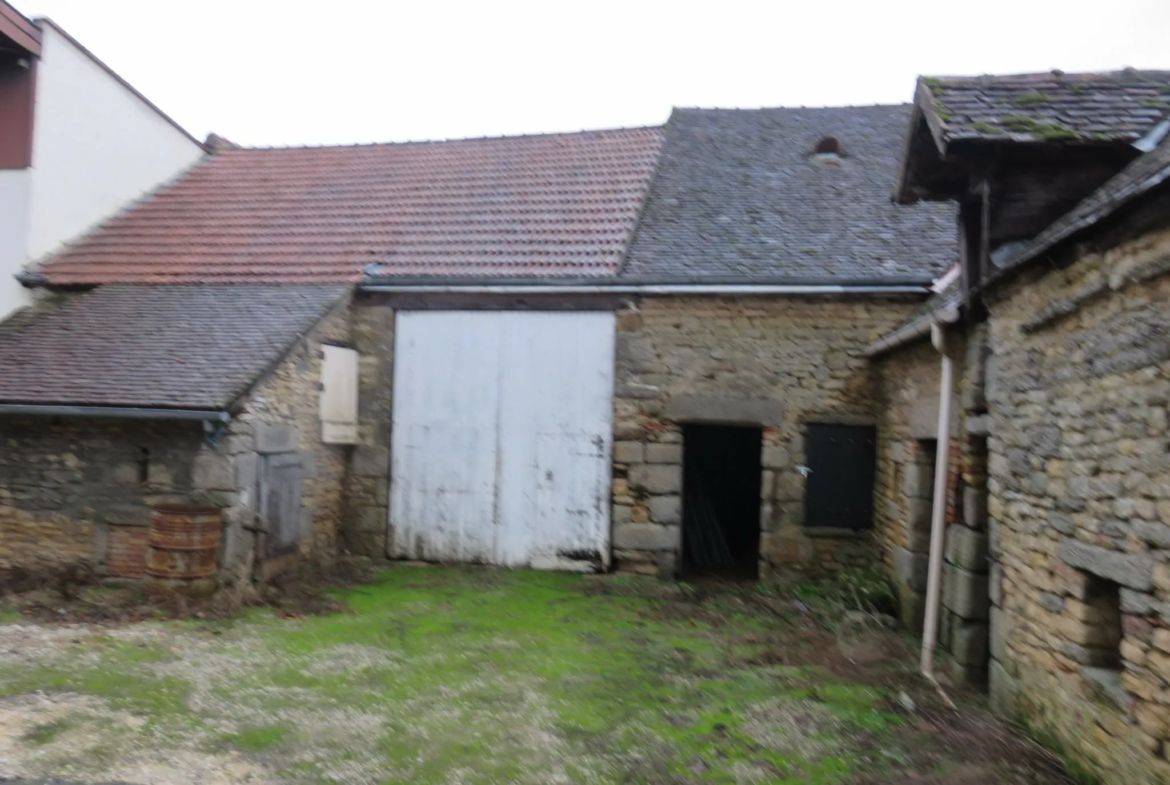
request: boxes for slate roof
[0,285,346,409]
[921,70,1170,144]
[991,132,1170,284]
[38,127,664,284]
[622,105,957,283]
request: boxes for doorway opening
[681,424,763,579]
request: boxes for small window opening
[814,136,841,156]
[1083,575,1123,669]
[137,448,150,484]
[681,424,763,579]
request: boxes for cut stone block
[1057,539,1155,591]
[944,563,991,620]
[256,424,298,454]
[649,495,682,525]
[894,546,929,592]
[613,523,679,551]
[613,441,644,464]
[944,524,989,573]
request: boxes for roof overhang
[0,1,40,56]
[0,404,230,422]
[359,276,932,296]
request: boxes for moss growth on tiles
[1015,92,1053,106]
[1001,115,1080,140]
[969,122,1007,135]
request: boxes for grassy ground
[0,567,1072,785]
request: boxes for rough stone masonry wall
[341,299,394,559]
[613,295,916,578]
[0,418,204,577]
[212,300,353,586]
[985,223,1170,784]
[874,329,996,686]
[0,300,352,589]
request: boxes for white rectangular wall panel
[389,310,615,569]
[319,345,359,444]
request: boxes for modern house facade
[0,3,205,320]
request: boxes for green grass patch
[0,568,933,784]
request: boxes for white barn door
[389,311,615,569]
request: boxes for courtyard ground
[0,566,1075,785]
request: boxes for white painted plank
[389,310,614,569]
[496,312,615,568]
[389,312,501,562]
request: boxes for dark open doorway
[681,424,763,579]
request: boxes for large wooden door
[388,311,615,569]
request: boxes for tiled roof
[38,128,664,284]
[993,132,1170,283]
[0,285,346,409]
[921,70,1170,144]
[622,105,956,283]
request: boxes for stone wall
[0,298,353,589]
[341,297,395,559]
[0,418,203,576]
[613,295,917,577]
[873,329,994,684]
[985,223,1170,783]
[216,298,354,584]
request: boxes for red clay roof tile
[39,127,664,284]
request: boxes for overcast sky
[17,0,1170,147]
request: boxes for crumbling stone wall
[985,223,1170,783]
[0,299,353,589]
[613,295,916,577]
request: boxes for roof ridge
[922,68,1170,83]
[671,103,910,112]
[223,124,665,153]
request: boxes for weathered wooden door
[804,424,877,530]
[259,452,303,556]
[389,311,615,569]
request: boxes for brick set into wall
[985,224,1170,783]
[613,295,917,577]
[0,299,352,589]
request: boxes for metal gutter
[0,404,230,422]
[360,283,928,296]
[864,306,959,357]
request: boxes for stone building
[0,106,953,585]
[874,69,1170,783]
[0,284,350,589]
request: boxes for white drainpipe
[921,319,955,695]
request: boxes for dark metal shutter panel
[804,424,877,529]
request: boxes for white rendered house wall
[25,23,204,262]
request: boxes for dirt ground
[0,566,1077,785]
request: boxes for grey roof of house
[922,70,1170,144]
[620,105,957,283]
[991,132,1170,284]
[0,284,347,410]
